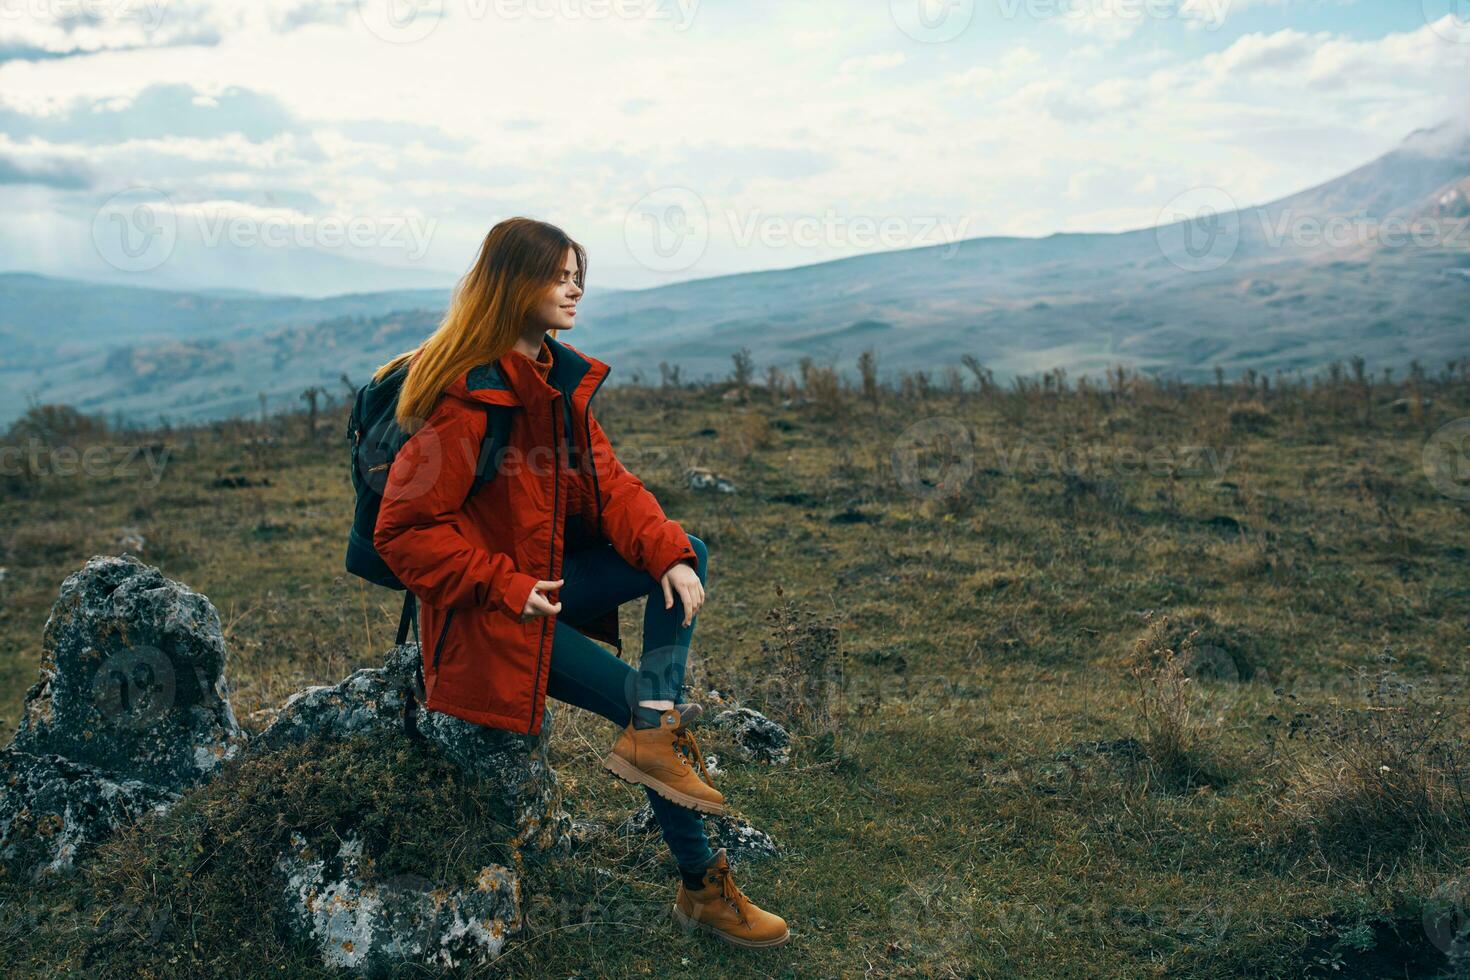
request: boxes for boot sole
[602,752,727,815]
[671,903,791,948]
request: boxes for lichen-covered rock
[11,555,244,792]
[618,803,781,863]
[417,703,572,857]
[712,707,792,765]
[251,648,417,754]
[254,641,572,857]
[275,831,522,975]
[0,747,178,881]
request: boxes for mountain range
[2,122,1466,427]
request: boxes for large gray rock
[0,747,178,881]
[1,555,245,882]
[11,554,244,791]
[275,831,522,976]
[254,640,572,857]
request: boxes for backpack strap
[396,590,419,647]
[398,591,426,740]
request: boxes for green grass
[1,367,1468,977]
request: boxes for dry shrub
[751,586,844,732]
[1130,608,1259,681]
[1125,612,1229,792]
[1273,655,1470,872]
[1227,400,1274,433]
[718,409,774,460]
[804,365,845,419]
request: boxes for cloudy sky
[1,0,1467,295]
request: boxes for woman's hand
[519,579,563,622]
[661,562,704,628]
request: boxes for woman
[371,217,789,949]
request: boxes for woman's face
[530,247,583,333]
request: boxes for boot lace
[707,864,750,924]
[673,727,716,786]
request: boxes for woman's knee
[688,534,709,582]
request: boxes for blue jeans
[547,534,715,872]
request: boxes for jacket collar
[445,333,610,415]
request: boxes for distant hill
[0,275,449,424]
[3,122,1467,426]
[573,119,1470,384]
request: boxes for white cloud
[0,1,1463,286]
[836,51,907,79]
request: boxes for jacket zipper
[528,394,560,734]
[581,369,621,656]
[432,608,455,672]
[584,368,609,540]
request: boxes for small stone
[712,707,792,765]
[618,802,781,863]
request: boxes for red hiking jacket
[373,335,698,735]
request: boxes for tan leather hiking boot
[602,706,726,814]
[672,848,791,948]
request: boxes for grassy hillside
[0,357,1468,977]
